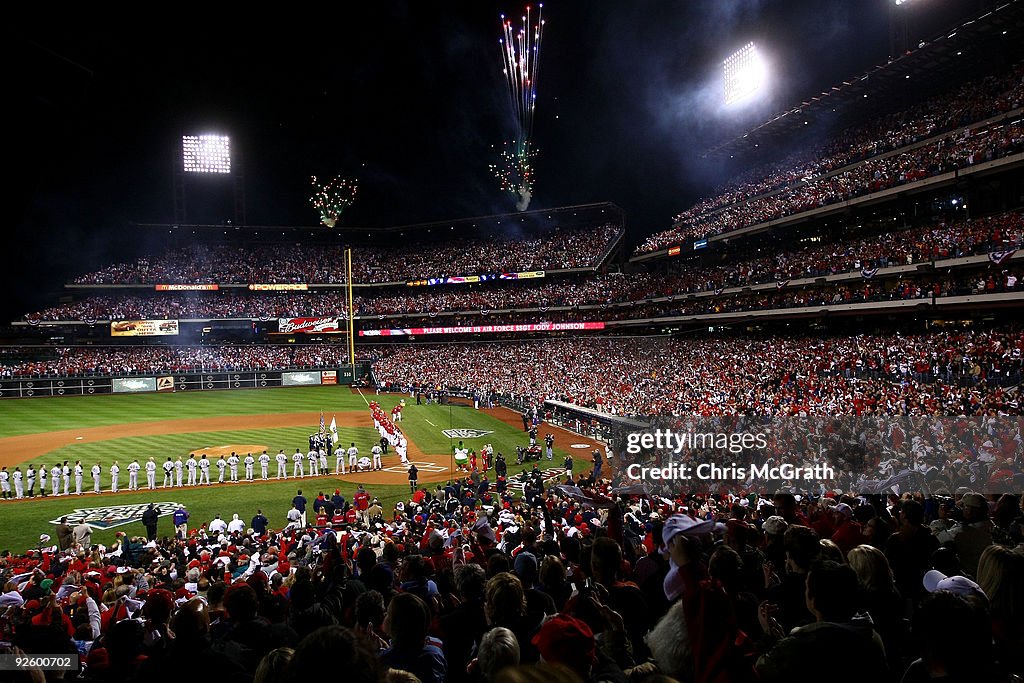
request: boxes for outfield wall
[0,365,372,399]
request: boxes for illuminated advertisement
[360,321,605,337]
[154,284,219,291]
[248,283,309,291]
[277,317,342,334]
[406,271,546,287]
[110,320,179,337]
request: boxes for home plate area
[381,460,448,474]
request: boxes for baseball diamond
[3,6,1023,682]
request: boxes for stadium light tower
[723,42,767,106]
[173,132,246,225]
[182,134,231,174]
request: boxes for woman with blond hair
[847,544,908,670]
[977,544,1024,675]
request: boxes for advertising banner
[360,321,605,337]
[110,320,179,337]
[155,284,219,291]
[248,283,308,291]
[282,372,322,386]
[278,317,342,333]
[112,377,157,393]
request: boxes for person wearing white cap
[661,514,716,601]
[922,569,987,601]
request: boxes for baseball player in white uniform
[318,449,328,476]
[397,437,409,465]
[0,467,10,499]
[38,466,46,497]
[186,455,198,486]
[91,464,101,493]
[127,460,141,491]
[307,449,319,476]
[244,453,255,481]
[347,443,359,472]
[371,444,383,470]
[276,450,288,479]
[259,451,270,480]
[145,458,157,490]
[216,456,228,483]
[162,458,175,487]
[228,453,240,481]
[12,468,23,498]
[51,464,62,496]
[336,447,347,475]
[110,462,120,493]
[74,461,84,494]
[175,456,184,487]
[198,456,211,485]
[292,449,305,478]
[62,462,71,495]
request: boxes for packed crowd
[1,469,1021,682]
[0,346,359,379]
[371,328,1024,418]
[71,224,622,286]
[26,214,1023,324]
[637,61,1024,256]
[639,120,1023,252]
[669,66,1024,233]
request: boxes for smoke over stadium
[3,2,1024,681]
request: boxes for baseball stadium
[3,3,1024,682]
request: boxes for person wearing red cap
[531,613,597,680]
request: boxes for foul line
[355,388,370,406]
[424,419,437,426]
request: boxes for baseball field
[0,385,603,552]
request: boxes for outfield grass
[0,385,368,438]
[0,386,583,552]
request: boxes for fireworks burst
[497,4,545,210]
[309,175,359,228]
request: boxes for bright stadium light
[723,42,767,106]
[182,134,231,174]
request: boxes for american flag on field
[319,411,326,441]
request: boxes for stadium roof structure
[702,0,1024,160]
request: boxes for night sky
[9,1,988,320]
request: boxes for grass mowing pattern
[0,386,369,438]
[0,387,587,552]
